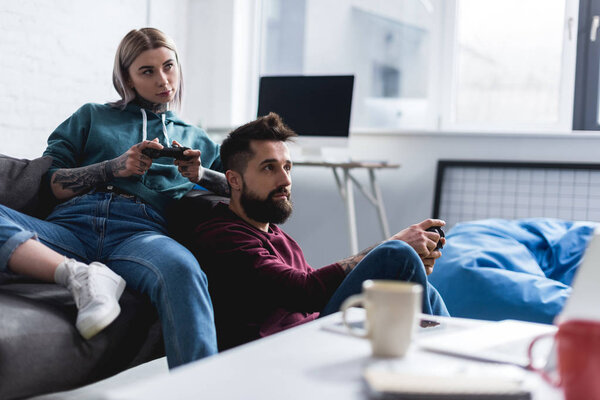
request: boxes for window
[448,0,572,130]
[573,0,600,130]
[257,0,580,133]
[259,0,439,130]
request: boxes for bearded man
[192,113,448,351]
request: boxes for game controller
[142,146,192,160]
[426,226,445,250]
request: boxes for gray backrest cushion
[0,154,52,214]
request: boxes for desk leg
[343,168,359,254]
[369,169,391,239]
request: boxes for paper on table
[364,358,532,399]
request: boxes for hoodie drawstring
[140,108,171,146]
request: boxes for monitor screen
[257,75,354,137]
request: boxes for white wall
[183,0,260,129]
[0,0,188,159]
[184,0,235,129]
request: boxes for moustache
[269,187,290,200]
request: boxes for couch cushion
[0,154,53,214]
[0,282,164,400]
[0,154,55,284]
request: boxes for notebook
[417,228,600,367]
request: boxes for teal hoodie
[43,103,222,214]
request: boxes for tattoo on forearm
[337,243,379,274]
[52,158,125,194]
[104,158,125,180]
[199,169,231,197]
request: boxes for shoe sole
[77,278,126,340]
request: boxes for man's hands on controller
[425,226,445,250]
[423,224,445,275]
[390,219,446,275]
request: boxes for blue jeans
[0,192,217,368]
[320,240,449,317]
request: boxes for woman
[0,28,226,369]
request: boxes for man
[192,113,448,350]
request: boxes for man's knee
[370,240,425,281]
[374,240,420,263]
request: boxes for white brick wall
[0,0,191,158]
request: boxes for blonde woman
[0,28,227,368]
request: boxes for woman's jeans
[320,240,449,317]
[0,192,217,369]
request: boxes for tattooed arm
[50,139,163,200]
[51,159,123,199]
[172,140,231,197]
[197,169,230,197]
[336,243,380,275]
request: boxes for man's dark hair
[220,112,297,173]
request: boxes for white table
[103,310,563,400]
[295,161,400,254]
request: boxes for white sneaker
[57,259,126,339]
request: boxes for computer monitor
[257,75,354,160]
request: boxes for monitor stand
[300,145,325,161]
[289,138,351,163]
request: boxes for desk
[294,160,400,254]
[104,310,563,400]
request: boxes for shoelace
[69,267,95,309]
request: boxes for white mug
[341,280,423,358]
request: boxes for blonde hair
[110,27,184,110]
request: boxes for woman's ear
[226,170,242,192]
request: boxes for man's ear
[226,170,242,191]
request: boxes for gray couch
[0,155,164,399]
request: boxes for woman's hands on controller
[112,138,163,178]
[172,140,204,183]
[110,138,202,182]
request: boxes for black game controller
[142,146,192,160]
[426,226,445,250]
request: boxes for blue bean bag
[428,218,598,324]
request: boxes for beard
[240,184,293,225]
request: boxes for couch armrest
[0,282,164,400]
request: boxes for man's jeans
[320,240,449,317]
[0,192,217,368]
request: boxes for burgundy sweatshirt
[192,202,346,350]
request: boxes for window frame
[573,0,600,130]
